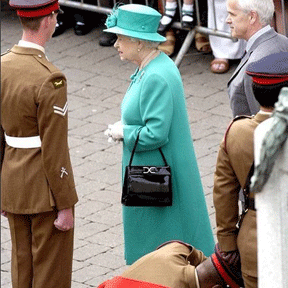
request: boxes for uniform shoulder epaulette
[34,53,59,75]
[224,115,253,153]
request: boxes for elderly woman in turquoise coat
[104,4,214,265]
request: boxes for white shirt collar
[246,25,271,52]
[18,40,45,54]
[259,109,273,115]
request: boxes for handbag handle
[128,132,168,167]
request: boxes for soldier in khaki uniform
[98,241,244,288]
[213,52,288,288]
[0,1,78,287]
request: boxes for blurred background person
[208,0,246,74]
[158,0,196,33]
[53,0,96,37]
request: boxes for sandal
[158,30,176,57]
[210,58,230,74]
[195,33,211,53]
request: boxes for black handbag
[122,133,172,207]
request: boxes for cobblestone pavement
[1,7,237,288]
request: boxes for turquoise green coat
[121,52,214,265]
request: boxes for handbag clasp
[143,167,157,174]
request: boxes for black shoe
[74,21,91,36]
[157,14,175,36]
[99,32,117,47]
[181,20,195,29]
[181,14,195,30]
[52,20,67,37]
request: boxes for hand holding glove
[104,120,124,142]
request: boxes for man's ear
[44,14,54,29]
[249,10,258,25]
[41,15,49,29]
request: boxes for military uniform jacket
[228,27,288,117]
[1,45,78,214]
[213,112,270,277]
[121,242,207,288]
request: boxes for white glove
[104,121,124,142]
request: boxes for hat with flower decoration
[104,4,166,42]
[9,0,63,18]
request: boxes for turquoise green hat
[104,4,166,43]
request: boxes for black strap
[242,163,255,212]
[247,198,256,211]
[237,163,255,228]
[128,131,168,167]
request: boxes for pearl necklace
[139,49,160,70]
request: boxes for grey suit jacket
[228,27,288,117]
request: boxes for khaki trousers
[7,210,74,288]
[242,272,257,288]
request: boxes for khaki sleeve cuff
[217,234,238,252]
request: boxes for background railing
[59,0,287,67]
[59,0,236,66]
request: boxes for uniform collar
[18,40,45,54]
[254,111,272,123]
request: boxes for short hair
[19,16,45,31]
[252,81,288,108]
[237,0,274,25]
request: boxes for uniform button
[38,55,42,58]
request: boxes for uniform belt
[5,134,41,148]
[247,198,256,211]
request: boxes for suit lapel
[227,51,250,86]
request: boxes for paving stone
[73,243,110,262]
[87,251,126,270]
[73,160,107,178]
[84,189,121,205]
[84,165,121,184]
[75,222,110,240]
[1,271,11,287]
[86,209,123,227]
[76,201,111,219]
[72,264,111,283]
[70,123,107,138]
[209,102,234,117]
[88,149,122,166]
